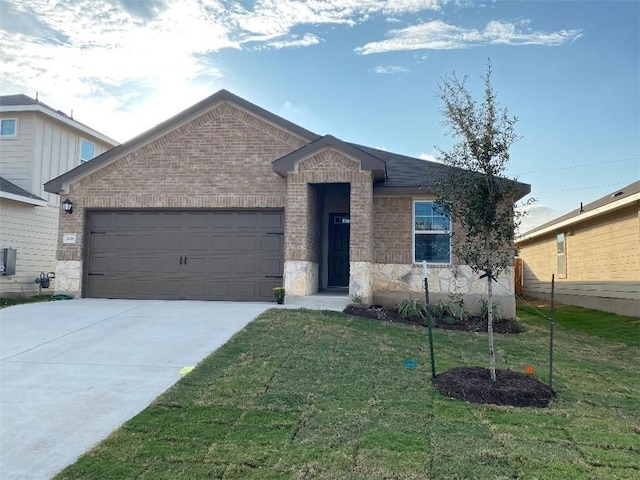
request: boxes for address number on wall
[63,233,77,244]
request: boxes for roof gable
[44,90,320,194]
[517,180,640,242]
[272,135,386,181]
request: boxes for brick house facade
[45,90,529,317]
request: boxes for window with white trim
[80,139,95,163]
[413,201,451,264]
[0,119,17,137]
[557,233,566,278]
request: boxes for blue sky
[1,0,638,231]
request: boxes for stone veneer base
[284,261,318,296]
[54,260,82,297]
[371,263,516,319]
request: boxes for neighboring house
[516,181,640,317]
[44,90,529,316]
[0,94,118,296]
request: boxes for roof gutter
[517,192,640,243]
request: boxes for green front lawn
[56,306,639,479]
[0,294,52,308]
[517,300,639,347]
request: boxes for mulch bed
[434,366,555,407]
[343,305,548,407]
[343,305,524,333]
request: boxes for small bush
[510,317,527,333]
[397,298,426,320]
[351,294,364,305]
[430,300,470,325]
[479,297,502,323]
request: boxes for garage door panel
[182,280,208,299]
[207,281,231,298]
[237,258,256,274]
[158,278,184,296]
[91,212,113,229]
[90,235,111,251]
[211,236,231,250]
[114,213,138,229]
[184,257,207,274]
[186,235,207,250]
[211,258,232,274]
[237,213,258,229]
[261,212,284,229]
[157,234,182,251]
[237,236,256,251]
[233,281,258,298]
[136,280,158,296]
[88,256,110,272]
[134,235,157,250]
[262,236,283,251]
[211,212,233,229]
[137,213,165,228]
[112,257,135,273]
[114,235,134,251]
[261,258,282,275]
[85,210,283,301]
[260,281,279,298]
[184,212,211,229]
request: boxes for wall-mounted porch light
[62,199,73,214]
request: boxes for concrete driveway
[0,299,272,480]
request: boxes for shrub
[479,297,502,323]
[430,300,470,325]
[397,298,426,320]
[351,294,364,305]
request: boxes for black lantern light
[62,199,73,214]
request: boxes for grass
[0,294,52,308]
[517,299,640,347]
[56,305,639,479]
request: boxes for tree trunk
[487,270,497,383]
[486,243,497,384]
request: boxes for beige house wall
[0,200,58,295]
[0,109,115,296]
[0,111,113,204]
[517,203,640,316]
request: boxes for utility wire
[514,157,639,176]
[533,182,629,195]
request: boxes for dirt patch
[343,305,524,334]
[434,366,555,407]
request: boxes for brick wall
[285,149,373,263]
[373,196,412,264]
[57,102,307,261]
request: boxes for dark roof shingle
[0,177,46,202]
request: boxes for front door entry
[328,213,350,287]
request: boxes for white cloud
[516,202,558,234]
[372,65,409,74]
[1,0,451,141]
[419,152,439,162]
[355,20,583,54]
[268,33,321,49]
[0,1,583,142]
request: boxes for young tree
[435,61,525,383]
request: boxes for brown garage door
[84,210,284,301]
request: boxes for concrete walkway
[0,299,274,480]
[0,295,350,479]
